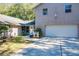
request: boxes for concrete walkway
[13,37,79,56]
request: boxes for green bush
[34,28,43,38]
[12,36,24,43]
[0,25,8,34]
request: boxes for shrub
[12,36,24,43]
[0,25,8,34]
[34,28,43,38]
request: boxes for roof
[0,14,35,26]
[0,14,27,26]
[0,21,8,24]
[20,20,35,26]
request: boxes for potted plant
[34,28,43,38]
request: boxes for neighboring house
[33,3,79,38]
[0,14,35,37]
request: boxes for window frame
[43,8,48,15]
[64,4,72,13]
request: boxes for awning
[20,20,35,26]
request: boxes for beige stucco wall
[34,3,79,36]
[9,25,22,36]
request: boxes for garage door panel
[46,25,78,37]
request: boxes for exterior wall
[29,25,35,35]
[18,26,22,36]
[78,25,79,37]
[7,25,22,37]
[34,3,79,36]
[11,28,18,36]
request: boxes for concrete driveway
[13,37,79,56]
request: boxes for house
[33,3,79,38]
[0,14,35,37]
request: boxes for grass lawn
[0,37,33,56]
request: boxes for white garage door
[46,25,78,37]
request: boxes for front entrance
[21,26,29,36]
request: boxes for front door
[26,26,29,35]
[21,26,29,36]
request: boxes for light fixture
[54,8,58,19]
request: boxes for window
[65,4,72,13]
[43,8,48,15]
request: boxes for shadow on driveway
[14,38,79,56]
[61,39,79,56]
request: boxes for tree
[0,4,12,14]
[4,3,36,20]
[0,25,8,38]
[0,25,8,34]
[0,3,36,20]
